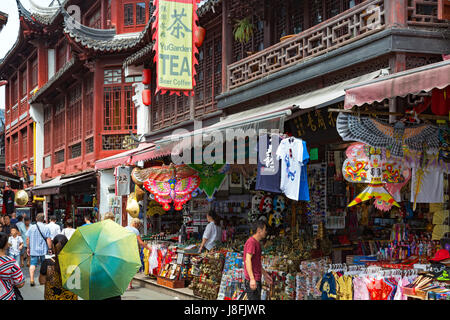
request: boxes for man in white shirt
[47,215,61,240]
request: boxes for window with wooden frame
[56,43,67,71]
[21,129,27,160]
[28,124,33,161]
[44,106,52,155]
[85,75,94,137]
[87,7,102,29]
[30,56,38,89]
[136,2,146,24]
[21,68,27,98]
[11,76,18,106]
[124,3,134,26]
[103,68,137,132]
[68,84,82,144]
[12,134,18,163]
[53,98,65,150]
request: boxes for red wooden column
[221,0,233,93]
[80,77,86,168]
[385,0,407,27]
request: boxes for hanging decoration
[126,192,140,218]
[342,143,407,211]
[146,200,166,217]
[152,0,201,96]
[142,68,152,106]
[188,164,229,201]
[336,112,441,157]
[131,164,200,211]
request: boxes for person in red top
[243,220,272,300]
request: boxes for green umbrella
[58,220,141,300]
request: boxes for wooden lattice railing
[407,0,450,27]
[227,0,387,91]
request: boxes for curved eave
[198,0,222,18]
[63,12,152,53]
[123,42,155,68]
[0,26,27,79]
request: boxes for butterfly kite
[131,164,201,211]
[342,143,409,211]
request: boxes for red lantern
[194,26,206,47]
[142,88,151,106]
[142,68,151,85]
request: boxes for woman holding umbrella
[39,234,77,300]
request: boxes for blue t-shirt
[256,134,282,193]
[298,140,310,201]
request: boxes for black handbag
[13,286,23,300]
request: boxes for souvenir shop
[32,172,98,227]
[119,61,450,300]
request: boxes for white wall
[99,169,115,219]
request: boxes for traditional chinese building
[123,0,449,146]
[0,0,158,223]
[0,0,155,185]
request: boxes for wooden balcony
[226,0,449,92]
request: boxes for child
[8,227,23,264]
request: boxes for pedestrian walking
[25,213,52,286]
[81,213,92,227]
[39,234,77,300]
[48,215,61,240]
[0,232,25,300]
[2,215,11,237]
[103,212,115,221]
[16,216,30,267]
[243,220,272,300]
[198,211,221,253]
[8,227,23,263]
[10,212,18,226]
[125,218,150,290]
[61,219,75,240]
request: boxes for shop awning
[344,60,450,109]
[136,100,296,160]
[295,69,388,110]
[0,170,23,189]
[95,142,155,170]
[32,172,96,196]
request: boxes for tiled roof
[28,57,77,104]
[16,0,67,26]
[62,9,152,52]
[123,42,155,68]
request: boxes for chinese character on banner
[152,0,201,96]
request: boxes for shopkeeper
[198,212,221,253]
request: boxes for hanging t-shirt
[298,140,310,201]
[276,137,306,201]
[114,166,132,196]
[3,190,15,215]
[410,167,444,204]
[256,134,282,193]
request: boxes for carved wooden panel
[405,53,443,69]
[227,0,386,90]
[407,0,450,27]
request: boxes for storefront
[95,61,449,300]
[32,172,98,227]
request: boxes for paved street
[19,267,177,300]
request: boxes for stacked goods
[190,252,225,299]
[217,251,245,300]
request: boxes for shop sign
[288,105,340,143]
[152,0,201,96]
[186,226,198,233]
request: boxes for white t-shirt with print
[276,137,305,201]
[8,236,23,256]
